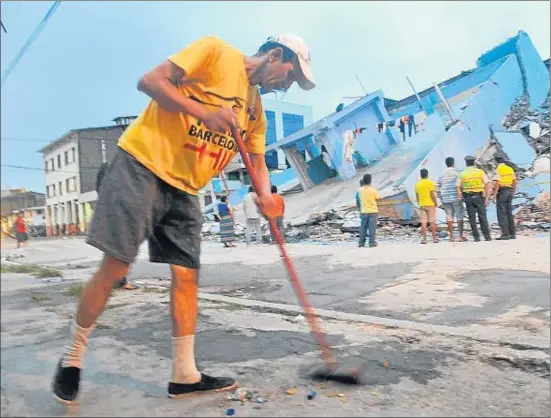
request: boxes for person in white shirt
[242,186,262,245]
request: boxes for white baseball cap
[271,33,316,91]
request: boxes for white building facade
[40,134,81,236]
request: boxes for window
[57,155,61,169]
[64,150,69,165]
[65,177,77,193]
[51,184,56,196]
[58,181,63,195]
[44,161,49,173]
[50,158,55,171]
[265,110,278,169]
[46,186,49,197]
[71,147,76,163]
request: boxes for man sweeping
[52,33,315,403]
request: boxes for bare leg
[447,221,455,242]
[170,265,201,384]
[421,211,428,243]
[458,220,467,241]
[76,256,129,328]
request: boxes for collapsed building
[203,31,549,241]
[262,31,550,225]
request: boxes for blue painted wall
[515,32,550,107]
[391,57,508,120]
[401,55,524,214]
[282,113,305,150]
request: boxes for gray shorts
[87,148,203,269]
[442,201,465,221]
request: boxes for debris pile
[285,209,419,243]
[201,207,422,244]
[503,94,550,155]
[514,190,550,231]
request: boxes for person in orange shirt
[14,212,28,249]
[269,185,286,242]
[52,34,315,404]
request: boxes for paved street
[1,235,550,417]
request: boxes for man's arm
[435,175,442,200]
[138,61,205,116]
[456,177,463,201]
[137,37,235,132]
[431,190,438,206]
[493,179,500,200]
[483,173,490,202]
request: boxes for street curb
[198,292,550,351]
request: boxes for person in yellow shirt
[492,154,517,240]
[358,174,380,247]
[52,34,316,404]
[415,169,439,244]
[457,155,492,242]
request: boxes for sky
[1,1,550,193]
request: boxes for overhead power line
[1,1,61,87]
[2,164,103,174]
[1,136,120,143]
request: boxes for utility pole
[433,82,457,123]
[354,73,368,96]
[406,76,427,113]
[101,131,107,164]
[219,170,231,197]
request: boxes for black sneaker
[52,360,81,404]
[168,374,237,399]
[369,243,378,248]
[496,236,510,240]
[474,238,481,242]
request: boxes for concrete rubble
[503,93,550,155]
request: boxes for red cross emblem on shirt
[184,143,235,171]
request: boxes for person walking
[52,33,315,404]
[493,154,517,240]
[436,157,467,242]
[242,186,262,245]
[457,155,492,242]
[357,174,379,247]
[218,196,237,248]
[14,212,29,249]
[269,185,285,242]
[415,169,439,244]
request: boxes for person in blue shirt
[217,196,236,248]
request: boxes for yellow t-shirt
[415,178,436,207]
[358,186,380,214]
[496,163,515,187]
[118,36,267,195]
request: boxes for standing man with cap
[52,33,315,404]
[457,155,492,242]
[493,154,517,240]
